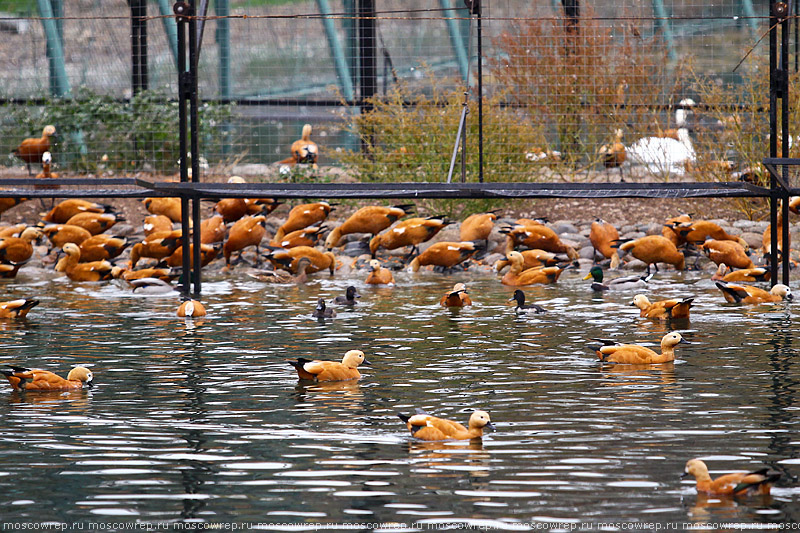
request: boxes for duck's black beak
[362,359,372,366]
[679,337,691,344]
[680,471,690,479]
[485,421,496,431]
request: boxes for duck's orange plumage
[129,230,182,268]
[589,218,620,261]
[43,199,112,224]
[2,365,92,391]
[269,225,326,249]
[398,410,495,441]
[278,124,319,168]
[143,197,182,223]
[494,249,559,272]
[670,220,748,248]
[325,204,413,249]
[166,243,218,269]
[617,235,685,272]
[711,263,770,283]
[58,243,114,282]
[501,251,568,286]
[265,246,336,275]
[440,283,472,307]
[42,224,92,248]
[502,224,579,260]
[408,241,477,272]
[369,216,448,257]
[632,294,693,320]
[682,459,780,496]
[223,215,266,266]
[215,197,249,224]
[275,202,332,242]
[65,212,118,236]
[177,299,206,317]
[200,215,226,244]
[365,259,394,285]
[288,349,369,382]
[592,332,687,364]
[78,235,128,262]
[459,212,497,242]
[662,213,692,247]
[143,214,174,236]
[715,281,792,304]
[0,298,39,319]
[13,125,56,175]
[700,240,754,269]
[0,227,41,264]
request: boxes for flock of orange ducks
[2,124,792,498]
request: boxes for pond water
[1,268,799,530]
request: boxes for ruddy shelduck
[0,299,39,319]
[440,283,472,307]
[711,263,770,283]
[65,212,118,235]
[700,240,754,270]
[200,215,227,244]
[502,224,579,260]
[398,409,495,441]
[43,199,112,224]
[408,241,477,273]
[288,349,370,382]
[274,202,332,242]
[35,151,58,189]
[59,243,114,282]
[616,235,685,274]
[42,224,92,248]
[2,365,92,391]
[270,225,326,249]
[494,249,560,272]
[277,124,319,168]
[501,251,568,286]
[459,212,497,243]
[589,218,620,262]
[715,281,792,304]
[143,197,182,223]
[129,230,182,268]
[369,216,449,257]
[591,331,688,364]
[325,204,413,249]
[223,215,266,267]
[166,243,219,269]
[669,220,748,248]
[0,227,41,264]
[143,214,174,236]
[264,246,336,275]
[632,294,693,320]
[662,213,692,247]
[13,125,56,175]
[78,234,128,262]
[682,459,780,496]
[177,299,207,317]
[365,259,394,285]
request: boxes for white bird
[627,99,696,176]
[128,277,175,295]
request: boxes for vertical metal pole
[189,0,202,296]
[358,0,376,112]
[780,3,791,286]
[215,0,231,157]
[476,2,483,183]
[769,1,779,286]
[36,0,70,97]
[131,0,148,95]
[176,1,191,297]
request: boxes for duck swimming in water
[311,298,336,319]
[288,349,369,382]
[590,331,688,364]
[508,289,546,314]
[398,409,495,441]
[583,265,653,292]
[333,285,361,305]
[682,459,780,496]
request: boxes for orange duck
[65,212,118,235]
[662,213,692,247]
[715,281,792,304]
[42,224,92,248]
[631,294,693,320]
[129,230,182,268]
[711,263,770,283]
[460,212,497,244]
[616,235,685,274]
[398,409,495,441]
[43,199,113,224]
[215,197,249,224]
[13,125,56,175]
[34,151,58,189]
[589,218,620,263]
[278,124,319,168]
[0,298,39,319]
[143,197,182,223]
[265,245,336,275]
[365,259,394,285]
[0,227,41,264]
[408,241,477,272]
[58,243,114,282]
[325,204,413,249]
[288,349,369,382]
[700,240,754,269]
[682,459,780,496]
[598,128,626,171]
[274,201,333,242]
[223,215,266,267]
[177,299,207,318]
[270,225,326,249]
[591,332,688,364]
[502,224,579,260]
[668,220,748,248]
[78,235,128,262]
[0,224,26,239]
[200,215,226,244]
[0,263,24,279]
[369,216,449,257]
[494,249,560,272]
[246,197,283,216]
[501,251,569,286]
[166,243,218,269]
[2,365,92,391]
[143,214,174,236]
[119,267,178,283]
[440,283,472,307]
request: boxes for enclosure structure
[0,0,796,294]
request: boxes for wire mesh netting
[0,0,789,186]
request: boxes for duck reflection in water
[405,440,490,481]
[8,389,91,410]
[292,380,364,419]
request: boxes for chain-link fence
[0,0,784,185]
